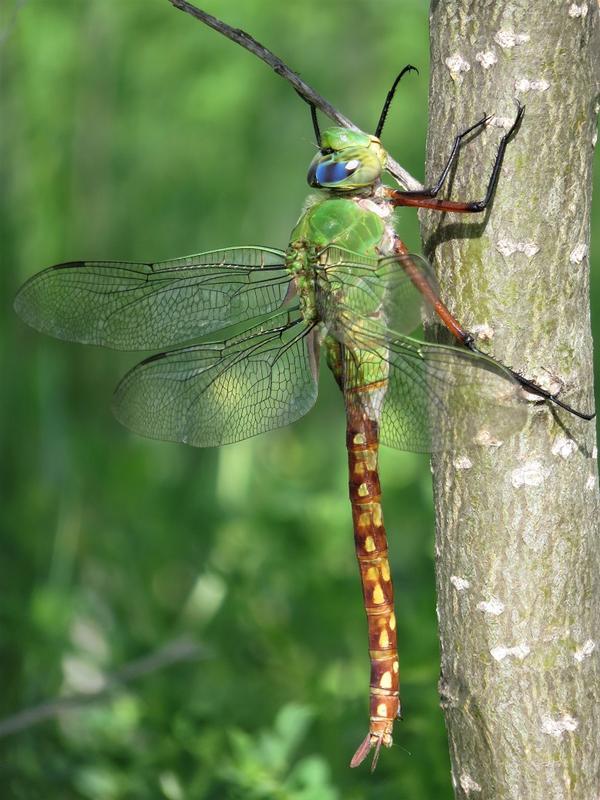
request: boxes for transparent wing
[320,246,439,337]
[341,320,528,454]
[316,247,526,452]
[14,247,291,350]
[112,311,319,447]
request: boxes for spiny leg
[393,238,471,344]
[402,112,491,199]
[461,346,596,421]
[387,102,525,213]
[393,238,595,421]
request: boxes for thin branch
[0,637,207,738]
[168,0,422,191]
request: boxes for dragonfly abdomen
[346,409,400,770]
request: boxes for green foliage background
[1,1,598,798]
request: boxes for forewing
[343,324,528,454]
[14,247,291,350]
[112,312,319,447]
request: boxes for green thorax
[290,196,385,254]
[285,196,386,322]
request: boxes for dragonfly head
[307,128,387,193]
[302,65,417,194]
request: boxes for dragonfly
[14,67,594,771]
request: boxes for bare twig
[168,0,422,191]
[0,637,207,737]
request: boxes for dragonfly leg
[404,112,491,199]
[392,239,596,421]
[387,102,525,213]
[393,239,472,345]
[346,406,400,770]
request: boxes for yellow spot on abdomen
[376,703,387,718]
[357,483,369,497]
[354,433,367,445]
[373,504,383,527]
[379,628,390,648]
[380,671,392,689]
[364,536,376,553]
[372,583,384,604]
[354,462,366,477]
[393,660,399,674]
[358,512,370,529]
[366,566,378,581]
[381,561,391,581]
[389,612,396,630]
[365,450,377,471]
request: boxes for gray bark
[422,2,600,798]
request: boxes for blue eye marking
[315,160,358,185]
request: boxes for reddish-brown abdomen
[346,408,401,768]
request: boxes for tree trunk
[422,2,600,798]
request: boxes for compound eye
[315,159,360,185]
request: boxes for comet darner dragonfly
[14,69,594,770]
